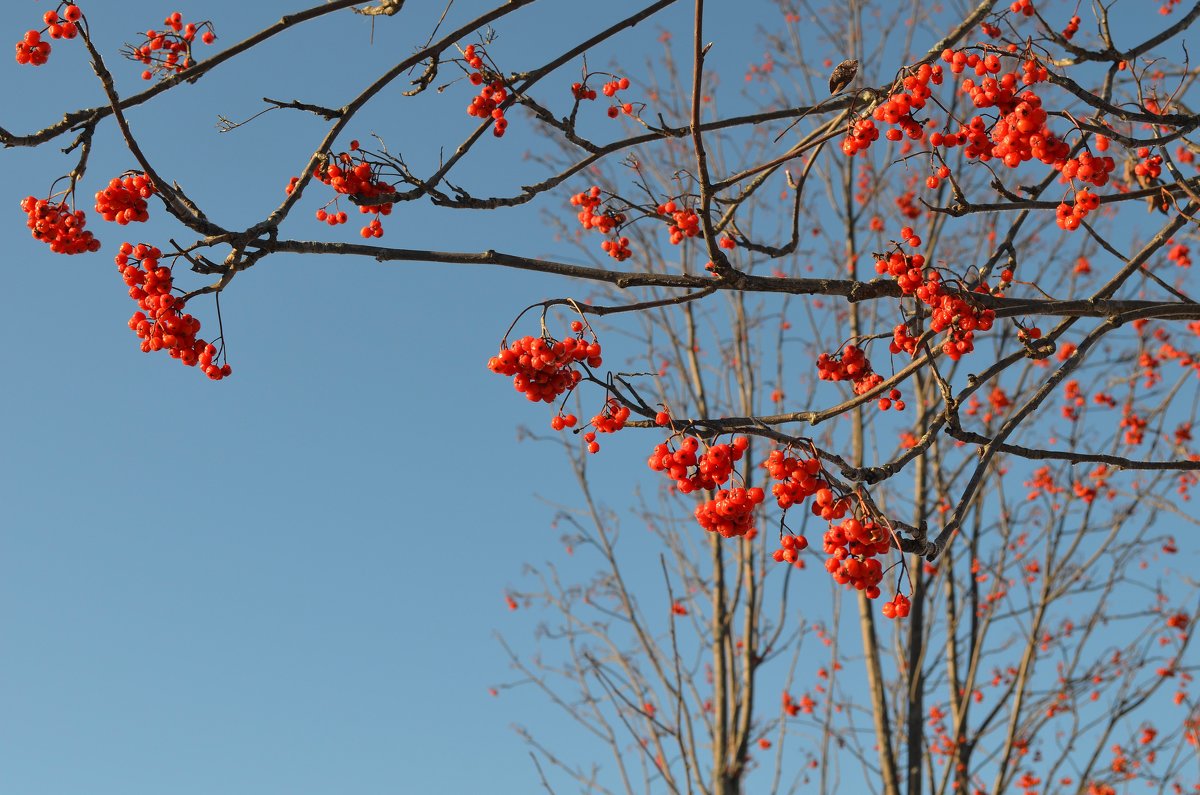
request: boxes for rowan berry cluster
[823,513,890,598]
[1134,147,1164,181]
[925,164,951,190]
[570,82,597,101]
[601,76,634,119]
[771,533,809,567]
[648,436,750,494]
[314,149,394,239]
[94,174,156,224]
[875,240,996,361]
[1055,189,1099,231]
[1010,0,1035,15]
[127,11,216,80]
[762,449,827,510]
[882,593,911,619]
[14,4,83,67]
[656,201,701,244]
[117,242,230,380]
[1057,149,1116,187]
[20,195,101,254]
[570,187,631,261]
[463,45,509,137]
[694,486,765,538]
[816,345,885,398]
[874,63,942,144]
[1061,14,1081,40]
[487,326,602,403]
[590,397,631,435]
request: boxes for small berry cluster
[770,533,809,567]
[94,173,156,224]
[648,435,751,494]
[694,486,766,538]
[601,76,634,119]
[314,146,394,239]
[582,397,630,452]
[1055,189,1099,231]
[1061,14,1081,40]
[117,242,230,380]
[20,195,101,254]
[925,164,951,190]
[463,45,509,137]
[487,324,602,403]
[15,5,82,67]
[570,186,630,260]
[1134,147,1164,182]
[570,81,598,101]
[127,11,216,80]
[816,344,893,403]
[1010,0,1034,15]
[656,201,701,245]
[881,593,911,619]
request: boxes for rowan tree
[5,0,1200,793]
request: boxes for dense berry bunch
[694,486,765,538]
[20,195,101,254]
[14,5,82,67]
[117,242,230,380]
[762,449,826,510]
[314,148,394,239]
[648,436,750,494]
[1058,149,1116,187]
[126,11,216,80]
[823,514,890,598]
[1061,14,1081,40]
[656,201,701,244]
[571,187,631,260]
[463,45,509,137]
[570,82,597,101]
[487,328,602,403]
[94,174,156,224]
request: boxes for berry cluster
[1061,14,1081,40]
[694,486,765,538]
[816,344,887,400]
[874,63,942,143]
[1055,189,1099,231]
[601,76,634,119]
[570,81,598,101]
[590,396,631,435]
[463,44,509,137]
[20,195,101,254]
[127,11,216,80]
[1057,149,1116,187]
[762,449,827,510]
[117,242,230,380]
[881,593,911,619]
[94,173,156,224]
[487,326,602,403]
[656,201,701,245]
[771,533,809,567]
[823,513,890,597]
[314,148,394,239]
[15,5,82,66]
[874,240,996,361]
[1010,0,1035,15]
[648,435,750,494]
[570,187,631,261]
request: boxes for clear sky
[2,2,1195,794]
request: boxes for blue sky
[2,2,1197,794]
